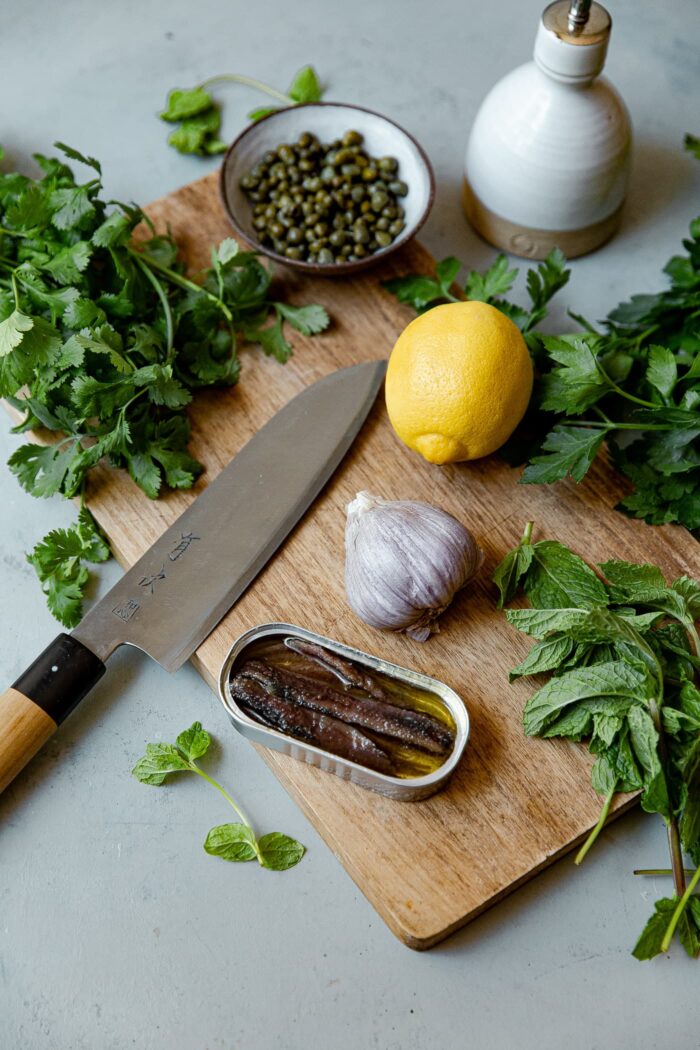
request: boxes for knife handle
[0,634,105,794]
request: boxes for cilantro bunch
[383,134,700,529]
[0,143,328,626]
[160,65,323,155]
[495,524,700,959]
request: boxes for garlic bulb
[344,491,482,642]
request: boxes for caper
[352,221,370,244]
[375,230,393,248]
[268,220,284,238]
[334,147,355,165]
[297,132,313,148]
[355,153,368,169]
[389,219,405,236]
[329,229,346,247]
[320,165,335,184]
[240,173,258,190]
[253,215,267,231]
[350,185,365,202]
[313,222,329,237]
[285,227,303,245]
[342,129,363,147]
[378,156,398,174]
[278,144,295,164]
[347,253,358,262]
[251,164,266,180]
[340,244,352,257]
[354,244,367,258]
[343,209,355,224]
[361,166,378,182]
[375,216,390,231]
[381,204,397,219]
[360,200,371,215]
[370,190,389,211]
[388,179,408,197]
[318,247,335,264]
[272,238,287,254]
[263,150,277,165]
[341,163,360,179]
[298,158,314,172]
[304,228,316,243]
[285,246,303,260]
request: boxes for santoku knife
[0,360,386,794]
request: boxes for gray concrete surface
[1,1,699,1047]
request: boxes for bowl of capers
[219,102,435,275]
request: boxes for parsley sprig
[383,134,700,529]
[133,721,305,871]
[495,524,700,959]
[0,143,329,626]
[160,66,323,155]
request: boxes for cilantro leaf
[274,302,330,336]
[26,507,110,627]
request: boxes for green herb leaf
[520,425,606,485]
[176,721,211,762]
[274,302,330,336]
[257,832,306,870]
[509,633,574,680]
[633,898,677,960]
[646,345,678,400]
[160,87,214,122]
[131,743,191,785]
[492,540,533,609]
[286,65,322,103]
[523,660,650,736]
[525,540,609,610]
[203,823,258,862]
[465,254,517,303]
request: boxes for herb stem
[199,73,292,106]
[633,868,696,876]
[596,361,657,408]
[648,695,687,897]
[128,247,234,323]
[522,521,534,545]
[190,764,255,833]
[11,272,20,310]
[660,861,700,953]
[132,254,174,355]
[575,780,616,865]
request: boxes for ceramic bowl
[219,102,434,276]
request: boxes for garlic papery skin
[344,491,482,642]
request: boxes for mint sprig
[495,523,700,959]
[160,66,323,156]
[132,722,305,872]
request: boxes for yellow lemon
[385,300,533,464]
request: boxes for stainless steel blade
[72,360,386,671]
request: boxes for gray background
[1,1,699,1047]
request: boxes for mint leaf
[160,86,214,122]
[257,832,306,870]
[525,540,608,610]
[132,743,191,785]
[176,722,211,762]
[599,560,666,600]
[633,898,676,960]
[492,540,533,608]
[505,607,591,638]
[509,634,574,680]
[203,823,258,862]
[523,660,649,736]
[286,65,322,103]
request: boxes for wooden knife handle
[0,634,105,794]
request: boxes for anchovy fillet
[230,673,395,775]
[240,659,452,755]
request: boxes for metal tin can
[217,623,470,801]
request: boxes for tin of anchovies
[217,623,470,801]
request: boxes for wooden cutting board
[77,172,698,949]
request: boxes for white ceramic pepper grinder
[463,0,631,259]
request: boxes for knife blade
[0,360,386,793]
